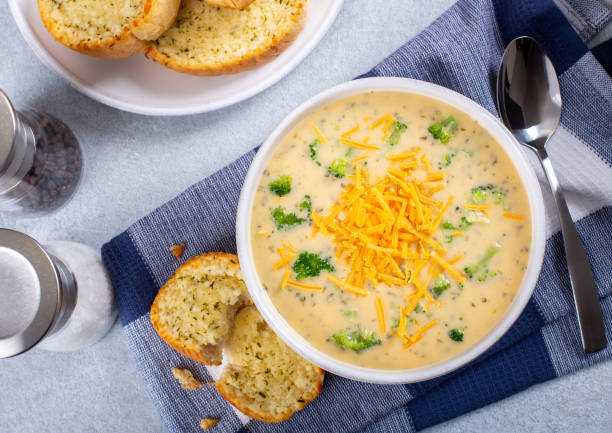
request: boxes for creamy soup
[250,92,531,370]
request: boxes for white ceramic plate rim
[237,77,546,384]
[8,0,344,116]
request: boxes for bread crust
[150,252,248,366]
[38,0,179,58]
[144,2,307,76]
[216,373,324,423]
[204,0,255,9]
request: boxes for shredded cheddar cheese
[502,211,525,221]
[286,280,323,291]
[310,123,327,143]
[309,148,464,347]
[375,296,386,336]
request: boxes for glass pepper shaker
[0,229,116,357]
[0,89,83,216]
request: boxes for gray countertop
[1,1,611,432]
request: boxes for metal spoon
[497,36,606,354]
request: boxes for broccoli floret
[428,115,458,143]
[268,175,292,196]
[459,216,473,229]
[271,206,305,230]
[492,190,507,205]
[292,252,335,280]
[477,269,498,282]
[299,195,312,216]
[464,244,500,279]
[470,185,507,205]
[430,275,451,298]
[327,156,349,179]
[449,328,464,342]
[391,317,401,330]
[331,326,382,352]
[414,304,424,314]
[441,220,456,230]
[438,151,456,169]
[340,308,357,319]
[470,184,493,203]
[309,139,322,166]
[385,120,408,146]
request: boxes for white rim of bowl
[237,77,546,384]
[7,0,344,116]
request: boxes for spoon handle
[536,147,607,354]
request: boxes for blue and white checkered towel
[101,0,612,431]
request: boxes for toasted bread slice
[38,0,180,58]
[145,0,307,75]
[205,0,255,9]
[216,306,325,423]
[150,253,251,365]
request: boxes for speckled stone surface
[1,1,611,432]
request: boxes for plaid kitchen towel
[101,0,612,431]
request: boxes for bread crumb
[170,244,185,259]
[200,418,219,430]
[172,367,202,391]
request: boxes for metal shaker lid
[0,229,60,358]
[0,89,18,176]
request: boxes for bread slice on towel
[150,252,251,365]
[145,0,307,75]
[38,0,180,58]
[216,306,325,422]
[205,0,255,9]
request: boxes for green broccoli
[438,151,456,169]
[385,120,408,146]
[470,185,507,205]
[299,195,312,216]
[430,275,451,298]
[292,252,335,280]
[449,328,464,342]
[441,220,456,230]
[309,139,322,166]
[268,175,292,196]
[477,269,497,282]
[428,115,458,143]
[492,190,507,205]
[271,206,305,230]
[464,244,500,279]
[331,326,382,352]
[340,308,357,319]
[470,184,493,203]
[459,215,473,229]
[327,156,349,179]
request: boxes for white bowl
[236,77,546,384]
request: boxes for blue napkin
[101,0,612,431]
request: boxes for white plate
[8,0,343,116]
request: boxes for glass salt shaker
[0,229,116,357]
[0,89,83,216]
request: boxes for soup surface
[250,91,531,370]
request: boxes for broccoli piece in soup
[292,252,335,280]
[385,120,408,147]
[449,328,465,342]
[299,195,312,216]
[309,139,322,166]
[430,275,451,298]
[428,115,458,143]
[268,175,292,196]
[331,326,382,352]
[470,184,493,203]
[464,244,500,279]
[271,206,305,230]
[327,156,349,179]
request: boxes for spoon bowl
[497,37,562,149]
